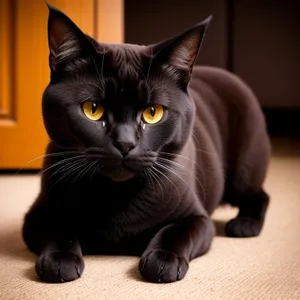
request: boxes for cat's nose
[113,140,135,156]
[112,124,137,156]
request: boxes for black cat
[23,3,270,283]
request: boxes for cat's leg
[139,215,215,283]
[225,189,269,237]
[23,200,84,283]
[224,126,271,238]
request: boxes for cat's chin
[100,167,136,182]
[108,173,136,182]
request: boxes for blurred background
[0,0,299,171]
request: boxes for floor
[0,138,299,300]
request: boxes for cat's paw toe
[139,250,189,283]
[35,251,84,283]
[225,217,262,237]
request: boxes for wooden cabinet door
[0,0,123,169]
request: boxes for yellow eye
[82,100,104,121]
[142,105,164,124]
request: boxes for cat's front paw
[139,250,189,283]
[35,251,84,283]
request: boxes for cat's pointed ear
[150,16,212,86]
[46,2,94,64]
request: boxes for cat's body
[191,66,270,213]
[23,4,270,283]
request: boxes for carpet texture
[0,139,299,300]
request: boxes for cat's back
[187,66,269,213]
[189,65,266,157]
[190,65,264,122]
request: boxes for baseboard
[0,169,40,175]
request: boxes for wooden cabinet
[0,0,123,169]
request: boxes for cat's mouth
[85,147,155,182]
[106,165,136,182]
[97,161,137,182]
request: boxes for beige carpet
[0,139,300,300]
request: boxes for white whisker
[16,151,82,174]
[71,160,94,184]
[148,167,164,197]
[89,161,100,180]
[154,161,188,187]
[157,157,206,204]
[151,165,180,200]
[142,169,156,197]
[43,158,87,186]
[39,155,86,175]
[158,151,207,195]
[48,159,89,193]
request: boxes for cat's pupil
[150,106,155,117]
[92,102,97,114]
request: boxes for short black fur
[23,3,271,283]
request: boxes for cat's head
[42,3,211,182]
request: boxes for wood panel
[0,0,124,169]
[0,0,14,122]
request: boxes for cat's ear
[150,16,212,86]
[46,2,95,65]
